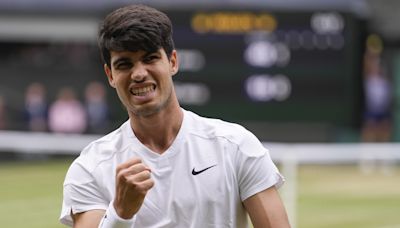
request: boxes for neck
[129,104,183,154]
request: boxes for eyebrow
[144,50,160,57]
[111,50,161,67]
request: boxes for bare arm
[71,157,154,227]
[72,210,105,228]
[243,186,291,228]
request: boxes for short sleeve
[235,130,284,201]
[59,161,108,226]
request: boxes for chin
[131,105,163,117]
[130,94,172,117]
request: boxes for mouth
[130,85,156,96]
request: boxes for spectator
[84,81,109,134]
[0,95,7,130]
[48,87,87,134]
[24,82,48,131]
[361,34,392,142]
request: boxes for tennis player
[60,4,290,228]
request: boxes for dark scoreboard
[167,9,364,127]
[0,7,365,134]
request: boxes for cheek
[161,76,174,90]
[154,69,172,86]
[114,74,129,86]
[113,78,130,97]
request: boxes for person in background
[0,95,7,130]
[48,87,87,134]
[84,81,110,134]
[362,34,392,142]
[60,4,290,228]
[24,82,48,131]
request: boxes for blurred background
[0,0,399,227]
[0,0,399,143]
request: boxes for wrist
[113,200,136,219]
[98,200,136,228]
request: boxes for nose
[131,62,147,82]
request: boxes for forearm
[244,187,291,228]
[72,209,105,228]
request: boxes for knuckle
[116,169,129,181]
[132,157,142,164]
[149,180,155,188]
[129,181,139,189]
[145,172,151,179]
[135,163,146,170]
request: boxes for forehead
[110,48,165,60]
[110,50,148,60]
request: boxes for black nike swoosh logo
[192,165,217,175]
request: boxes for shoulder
[69,120,132,174]
[184,109,248,139]
[184,110,265,156]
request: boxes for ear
[104,64,115,88]
[170,50,179,76]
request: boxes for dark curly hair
[98,4,175,66]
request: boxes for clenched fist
[113,157,154,219]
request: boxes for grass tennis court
[0,158,399,228]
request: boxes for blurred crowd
[0,81,110,134]
[361,34,392,142]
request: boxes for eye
[115,62,132,70]
[143,55,159,63]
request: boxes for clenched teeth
[131,85,154,96]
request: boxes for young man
[60,4,290,228]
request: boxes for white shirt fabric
[60,109,284,227]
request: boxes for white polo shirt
[60,109,284,227]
